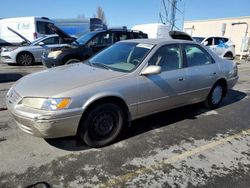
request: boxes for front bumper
[11,112,82,138]
[6,91,83,138]
[41,55,61,68]
[0,51,16,63]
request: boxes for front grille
[6,88,21,104]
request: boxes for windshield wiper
[91,62,111,70]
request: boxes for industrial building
[184,16,250,55]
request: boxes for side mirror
[141,65,161,75]
[203,41,208,46]
[38,42,45,46]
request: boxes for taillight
[33,32,37,39]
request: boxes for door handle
[213,72,217,75]
[178,78,184,81]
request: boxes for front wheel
[205,83,224,109]
[17,52,34,66]
[79,103,125,147]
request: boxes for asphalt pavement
[0,60,250,188]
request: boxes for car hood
[48,24,75,43]
[7,27,31,45]
[14,63,126,97]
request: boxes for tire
[205,83,224,109]
[79,103,125,147]
[16,52,34,66]
[65,59,80,65]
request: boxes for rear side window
[114,32,131,42]
[184,44,214,67]
[214,37,229,45]
[37,21,54,34]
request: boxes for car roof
[119,38,195,45]
[93,29,146,34]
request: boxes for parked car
[42,27,148,68]
[193,36,236,59]
[0,17,54,43]
[0,38,14,53]
[0,27,75,65]
[6,38,238,147]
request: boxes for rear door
[137,43,189,116]
[183,43,220,103]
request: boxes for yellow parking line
[99,128,250,188]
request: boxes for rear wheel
[17,52,34,66]
[205,83,224,109]
[79,103,125,147]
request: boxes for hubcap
[211,85,223,105]
[91,112,116,138]
[19,54,32,65]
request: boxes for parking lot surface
[0,60,250,188]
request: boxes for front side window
[89,32,112,46]
[148,44,182,72]
[184,44,214,67]
[42,37,59,45]
[204,37,213,46]
[88,42,153,72]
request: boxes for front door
[137,44,188,116]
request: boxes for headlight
[3,47,18,52]
[47,50,62,59]
[20,97,71,111]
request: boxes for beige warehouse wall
[184,17,250,55]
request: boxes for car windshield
[88,42,154,72]
[75,32,98,45]
[193,37,205,43]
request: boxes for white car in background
[193,36,236,60]
[1,27,75,66]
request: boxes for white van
[131,23,171,39]
[0,17,54,44]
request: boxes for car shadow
[0,73,23,83]
[45,89,247,151]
